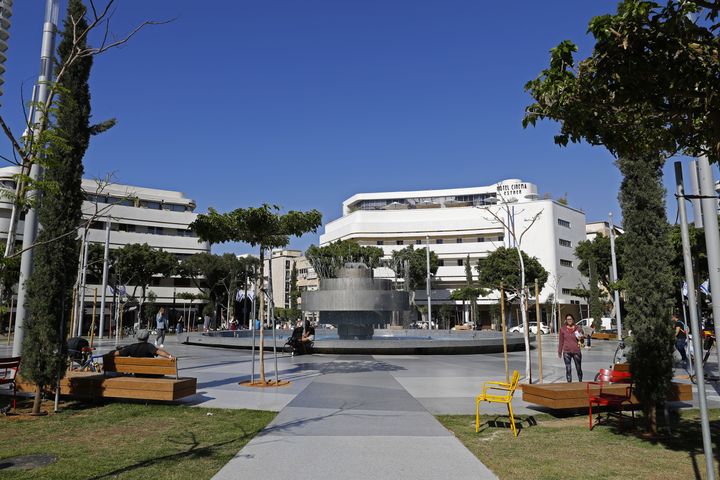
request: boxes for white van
[577,317,615,331]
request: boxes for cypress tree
[22,0,93,414]
[618,156,674,433]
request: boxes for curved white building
[320,179,587,328]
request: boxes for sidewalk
[212,355,498,480]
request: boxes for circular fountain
[183,263,531,354]
[301,263,409,339]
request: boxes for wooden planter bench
[522,381,692,410]
[17,355,197,402]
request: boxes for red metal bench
[0,356,21,410]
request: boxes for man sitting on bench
[114,329,173,359]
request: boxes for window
[141,200,162,210]
[376,240,384,246]
[457,259,464,266]
[558,218,571,228]
[285,260,291,269]
[456,238,463,243]
[436,239,443,244]
[437,260,445,267]
[118,223,136,233]
[559,239,572,248]
[477,237,485,243]
[560,259,573,267]
[562,288,575,296]
[415,239,422,245]
[497,236,504,242]
[396,240,404,245]
[165,204,187,212]
[148,226,165,235]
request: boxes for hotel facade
[319,179,588,328]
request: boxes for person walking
[558,313,583,382]
[672,313,689,367]
[155,306,168,348]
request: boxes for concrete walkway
[213,355,498,480]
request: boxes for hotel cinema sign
[495,181,537,201]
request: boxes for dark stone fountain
[301,263,410,339]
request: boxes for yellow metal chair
[475,369,521,437]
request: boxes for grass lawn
[0,399,275,480]
[437,409,720,480]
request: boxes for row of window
[557,219,571,228]
[376,236,504,246]
[85,194,192,212]
[89,221,196,238]
[560,259,573,267]
[559,239,572,248]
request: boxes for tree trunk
[32,383,42,414]
[517,249,531,381]
[258,247,266,384]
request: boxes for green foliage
[524,1,720,163]
[588,258,604,328]
[190,204,322,250]
[305,240,384,278]
[476,247,548,293]
[574,234,624,293]
[390,245,439,291]
[22,0,93,395]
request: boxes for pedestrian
[203,314,211,332]
[672,313,689,366]
[155,306,168,347]
[582,321,594,349]
[558,313,583,382]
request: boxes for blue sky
[4,1,707,254]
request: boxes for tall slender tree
[22,0,93,414]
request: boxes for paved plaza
[2,333,718,479]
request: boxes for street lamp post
[608,213,623,340]
[426,235,432,329]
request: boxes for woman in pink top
[557,313,583,382]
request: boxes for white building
[0,167,210,331]
[263,249,319,322]
[320,179,588,328]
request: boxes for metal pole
[535,279,543,383]
[688,159,704,228]
[500,283,508,383]
[89,288,97,347]
[697,155,720,374]
[269,251,278,384]
[608,213,623,339]
[6,295,13,345]
[675,161,715,480]
[77,233,90,336]
[251,266,257,384]
[98,219,111,338]
[426,235,432,330]
[11,0,60,357]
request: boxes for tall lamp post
[12,0,60,356]
[426,235,432,329]
[608,213,623,340]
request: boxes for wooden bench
[522,381,692,410]
[18,355,197,401]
